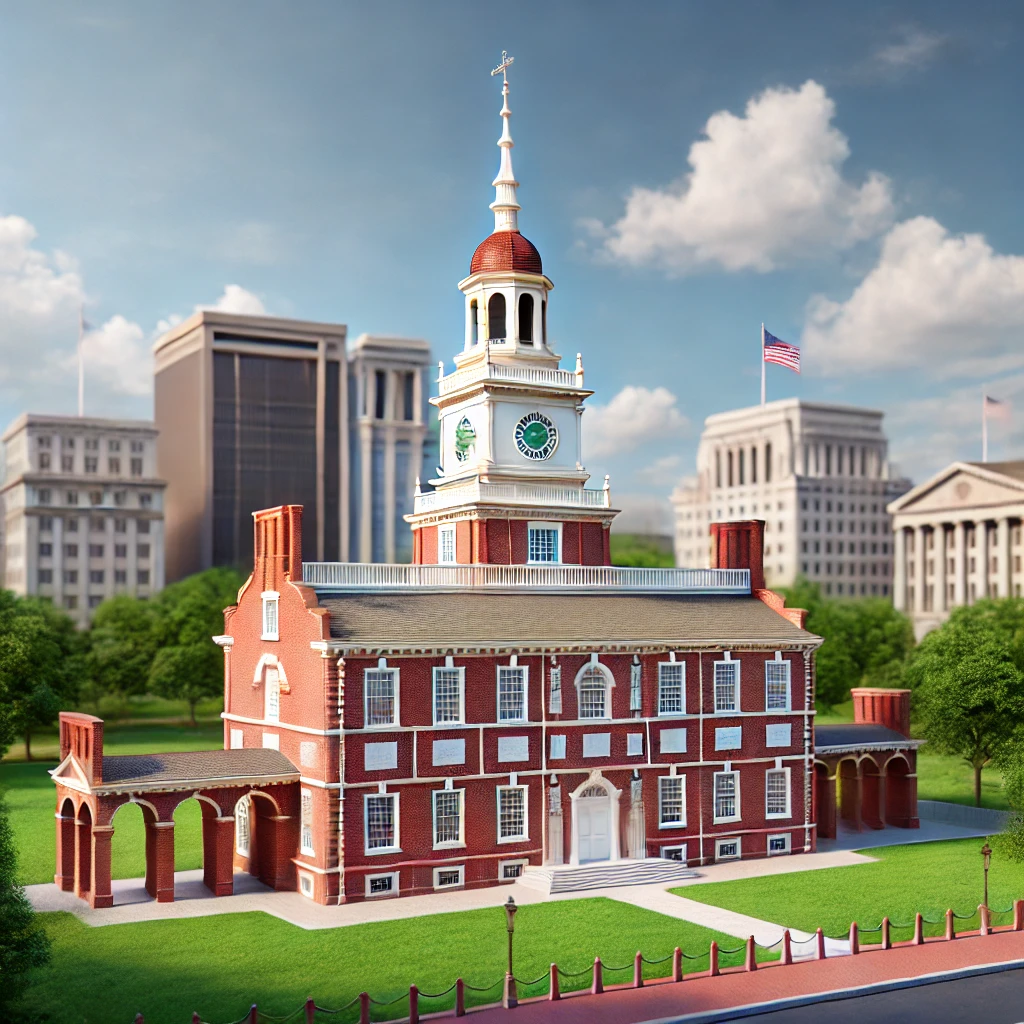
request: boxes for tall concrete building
[888,459,1024,638]
[0,414,165,625]
[671,399,911,596]
[154,312,431,581]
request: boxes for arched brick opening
[814,762,836,839]
[56,797,76,891]
[861,756,884,830]
[838,757,861,831]
[886,755,919,828]
[249,789,296,892]
[75,802,93,900]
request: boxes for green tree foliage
[779,577,915,708]
[86,595,161,710]
[0,795,51,1018]
[906,599,1024,806]
[0,592,82,760]
[610,534,675,568]
[147,568,245,724]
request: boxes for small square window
[715,838,741,861]
[768,834,791,856]
[365,872,399,897]
[661,845,686,862]
[433,866,464,890]
[499,859,528,880]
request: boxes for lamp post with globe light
[502,896,518,1008]
[982,842,992,913]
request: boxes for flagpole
[982,389,988,463]
[77,305,85,418]
[760,323,766,406]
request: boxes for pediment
[49,753,92,792]
[893,463,1024,516]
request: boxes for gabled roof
[887,459,1024,515]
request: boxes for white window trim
[658,775,687,829]
[496,664,529,723]
[432,865,465,890]
[712,769,741,824]
[767,833,792,856]
[715,837,742,862]
[438,525,457,565]
[235,798,250,857]
[261,591,280,641]
[363,792,401,855]
[229,729,243,749]
[300,788,314,855]
[657,660,686,717]
[526,520,562,565]
[765,656,792,712]
[574,659,614,721]
[431,788,466,850]
[365,871,400,897]
[660,844,687,862]
[498,857,530,880]
[265,667,281,723]
[298,870,315,898]
[363,666,399,729]
[432,665,466,726]
[765,766,792,820]
[496,784,529,844]
[713,658,740,715]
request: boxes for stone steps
[519,858,698,894]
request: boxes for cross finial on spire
[491,50,514,83]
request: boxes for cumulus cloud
[586,386,689,458]
[198,283,267,316]
[803,216,1024,378]
[594,80,894,274]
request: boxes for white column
[893,527,907,611]
[998,517,1012,598]
[954,521,967,607]
[935,524,947,613]
[978,521,990,600]
[913,526,926,615]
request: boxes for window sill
[657,712,688,719]
[363,723,399,731]
[261,634,280,642]
[364,847,403,856]
[432,720,467,728]
[712,816,741,825]
[658,821,686,830]
[432,841,467,851]
[765,812,792,820]
[497,835,529,845]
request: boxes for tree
[86,595,161,711]
[906,600,1024,806]
[0,795,51,1019]
[610,534,675,568]
[148,568,244,725]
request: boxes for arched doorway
[837,758,862,831]
[56,797,76,891]
[861,757,883,829]
[569,773,622,865]
[886,756,914,828]
[75,802,93,899]
[813,763,836,839]
[109,800,152,904]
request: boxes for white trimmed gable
[888,461,1024,518]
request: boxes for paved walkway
[817,819,993,853]
[465,930,1024,1024]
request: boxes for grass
[677,838,1021,944]
[0,721,223,885]
[24,901,766,1024]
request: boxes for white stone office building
[0,414,166,626]
[672,399,911,595]
[888,460,1024,639]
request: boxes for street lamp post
[982,842,992,912]
[503,896,518,1009]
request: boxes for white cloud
[66,315,152,397]
[636,454,684,485]
[595,80,894,274]
[872,27,947,73]
[610,493,674,536]
[803,217,1024,378]
[198,283,267,316]
[586,386,689,458]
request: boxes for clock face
[514,412,558,460]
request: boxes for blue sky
[2,1,1022,530]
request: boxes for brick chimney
[710,520,765,592]
[59,712,104,787]
[252,505,304,592]
[851,688,911,739]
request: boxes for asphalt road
[738,968,1024,1023]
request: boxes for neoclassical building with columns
[888,460,1024,638]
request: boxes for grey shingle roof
[99,749,298,789]
[316,591,817,648]
[814,724,915,751]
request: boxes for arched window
[469,300,479,344]
[577,663,612,720]
[518,294,534,343]
[235,797,251,856]
[541,299,547,343]
[488,294,506,340]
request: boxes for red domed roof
[470,230,543,275]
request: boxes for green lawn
[0,722,223,885]
[677,839,1020,943]
[24,901,766,1024]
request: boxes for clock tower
[406,52,618,566]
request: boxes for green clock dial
[514,412,558,461]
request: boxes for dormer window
[262,591,279,641]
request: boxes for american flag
[984,395,1010,421]
[763,328,801,373]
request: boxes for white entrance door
[577,795,611,862]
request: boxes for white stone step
[519,858,698,894]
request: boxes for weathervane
[491,50,514,83]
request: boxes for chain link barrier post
[359,992,370,1024]
[781,930,792,965]
[744,936,757,972]
[815,927,826,959]
[135,1016,144,1024]
[191,1015,200,1024]
[881,917,891,949]
[548,964,560,1001]
[979,904,990,936]
[408,986,419,1024]
[455,979,465,1017]
[672,947,682,983]
[913,913,924,944]
[849,922,859,955]
[633,952,643,988]
[709,941,719,977]
[945,909,955,941]
[1015,900,1024,931]
[591,958,603,995]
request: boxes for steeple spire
[489,51,520,233]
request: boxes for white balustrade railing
[414,480,610,513]
[438,360,582,396]
[302,562,751,593]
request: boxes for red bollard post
[409,985,419,1024]
[815,927,826,960]
[305,997,316,1024]
[249,1007,258,1024]
[945,910,955,941]
[549,964,560,1001]
[591,957,603,995]
[709,941,720,977]
[881,917,891,950]
[848,922,859,955]
[136,1016,145,1024]
[359,992,370,1024]
[455,979,465,1017]
[745,935,757,972]
[191,1014,200,1024]
[913,913,924,945]
[633,951,643,988]
[1014,900,1024,932]
[781,930,792,966]
[980,905,990,936]
[672,947,683,983]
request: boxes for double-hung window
[577,665,610,720]
[765,768,790,818]
[713,771,740,822]
[658,776,686,828]
[438,525,456,565]
[497,666,527,722]
[765,659,791,711]
[658,662,685,716]
[365,793,399,852]
[714,659,740,713]
[364,668,398,727]
[261,591,279,641]
[497,786,528,842]
[432,789,464,848]
[433,666,465,725]
[527,522,561,564]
